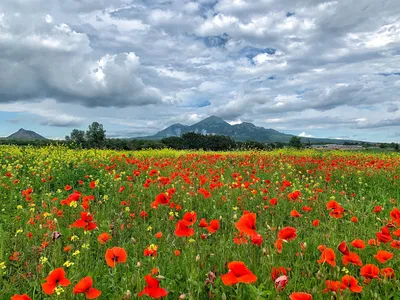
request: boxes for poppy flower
[277,226,297,241]
[182,211,197,225]
[322,280,345,293]
[105,247,127,268]
[380,267,395,278]
[151,193,169,208]
[71,212,97,231]
[341,275,362,293]
[97,233,112,244]
[338,241,349,255]
[41,268,71,295]
[274,239,283,253]
[138,275,168,298]
[235,213,257,237]
[144,244,158,257]
[351,239,365,249]
[73,276,102,299]
[207,220,220,234]
[174,220,194,237]
[155,232,163,239]
[221,261,257,285]
[312,219,320,227]
[342,252,363,266]
[269,198,278,206]
[274,275,289,291]
[11,295,31,300]
[317,248,336,267]
[233,232,248,245]
[391,240,400,249]
[350,216,358,223]
[271,266,287,281]
[289,292,312,300]
[374,250,393,264]
[199,218,208,228]
[376,226,392,243]
[250,233,263,246]
[290,209,302,218]
[360,264,379,281]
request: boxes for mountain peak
[6,129,46,140]
[195,115,229,125]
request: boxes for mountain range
[136,116,360,144]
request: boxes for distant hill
[6,128,47,140]
[135,115,365,144]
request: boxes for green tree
[70,129,86,144]
[289,136,303,149]
[86,122,106,148]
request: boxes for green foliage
[86,122,106,148]
[289,136,303,149]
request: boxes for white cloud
[299,132,314,138]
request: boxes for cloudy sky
[1,0,400,141]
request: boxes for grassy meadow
[0,146,399,299]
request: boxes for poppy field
[0,146,399,300]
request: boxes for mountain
[6,128,47,140]
[135,116,362,144]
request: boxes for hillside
[6,128,47,140]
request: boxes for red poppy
[374,250,393,264]
[350,216,358,223]
[105,247,127,268]
[233,232,248,245]
[73,276,102,299]
[221,261,257,285]
[138,275,168,298]
[342,252,363,266]
[376,226,392,243]
[290,209,302,218]
[235,213,257,237]
[312,219,320,227]
[341,275,362,293]
[11,295,31,300]
[174,220,195,237]
[317,248,336,267]
[338,241,349,255]
[322,280,345,293]
[155,232,163,239]
[144,244,158,257]
[289,292,312,300]
[274,239,283,253]
[71,212,97,231]
[380,267,395,278]
[271,266,287,281]
[199,218,208,227]
[351,239,365,249]
[207,219,220,234]
[41,268,71,295]
[97,233,112,244]
[182,211,197,225]
[360,264,379,282]
[277,226,297,241]
[151,193,170,208]
[391,240,400,249]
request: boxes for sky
[0,0,400,142]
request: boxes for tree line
[2,122,399,151]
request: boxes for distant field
[0,146,399,299]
